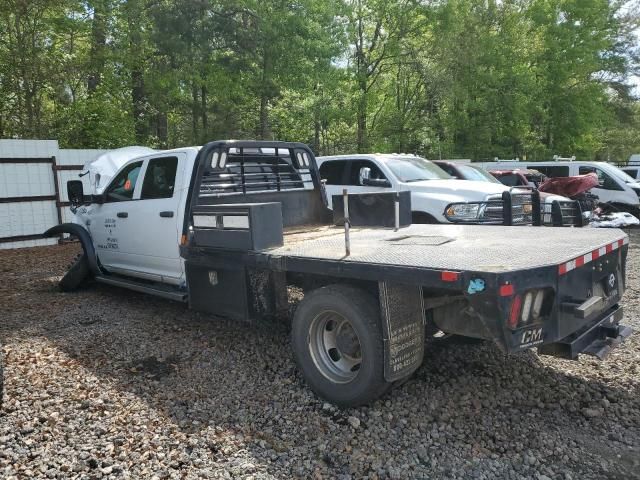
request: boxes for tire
[59,252,90,292]
[291,284,390,407]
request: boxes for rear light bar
[507,288,552,330]
[558,237,628,276]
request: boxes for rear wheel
[59,252,90,292]
[291,285,390,407]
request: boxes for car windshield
[457,165,500,183]
[606,164,637,184]
[385,157,451,182]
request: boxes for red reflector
[575,256,584,268]
[558,263,567,275]
[592,249,600,260]
[606,243,613,253]
[441,271,458,282]
[499,284,514,296]
[508,295,522,329]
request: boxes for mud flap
[379,282,425,382]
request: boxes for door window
[141,157,178,199]
[347,160,388,185]
[319,161,348,185]
[578,166,623,191]
[105,161,143,202]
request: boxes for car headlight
[445,203,481,221]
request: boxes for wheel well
[412,211,438,224]
[286,272,378,297]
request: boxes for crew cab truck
[317,154,580,226]
[47,141,632,407]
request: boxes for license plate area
[557,250,623,339]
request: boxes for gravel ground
[1,232,639,480]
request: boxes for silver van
[476,159,640,214]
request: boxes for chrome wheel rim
[308,310,362,384]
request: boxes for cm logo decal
[520,328,543,348]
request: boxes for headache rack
[196,143,315,197]
[446,189,586,227]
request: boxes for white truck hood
[402,179,507,200]
[83,146,154,194]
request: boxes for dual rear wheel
[291,285,391,407]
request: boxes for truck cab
[317,154,518,224]
[74,147,199,285]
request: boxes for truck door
[124,154,186,284]
[89,160,144,272]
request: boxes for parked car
[489,168,547,188]
[476,160,640,215]
[317,154,528,224]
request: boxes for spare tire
[59,253,90,292]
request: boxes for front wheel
[291,285,390,407]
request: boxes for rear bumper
[536,304,631,359]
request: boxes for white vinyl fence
[0,140,107,249]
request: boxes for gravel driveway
[1,232,639,480]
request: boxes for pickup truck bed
[273,224,626,274]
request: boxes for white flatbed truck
[46,140,631,406]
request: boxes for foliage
[0,0,638,161]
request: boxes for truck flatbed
[273,224,626,274]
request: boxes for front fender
[44,223,100,275]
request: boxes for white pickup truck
[44,141,631,406]
[318,154,543,224]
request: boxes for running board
[95,275,188,302]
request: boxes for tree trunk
[156,112,168,148]
[191,83,199,143]
[131,68,146,141]
[88,0,108,93]
[259,51,271,139]
[127,0,147,142]
[314,119,321,154]
[201,84,207,137]
[357,88,367,153]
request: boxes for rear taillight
[508,295,522,329]
[507,288,552,329]
[521,292,533,323]
[532,290,545,319]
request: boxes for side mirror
[67,180,84,206]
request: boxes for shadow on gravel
[1,243,639,479]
